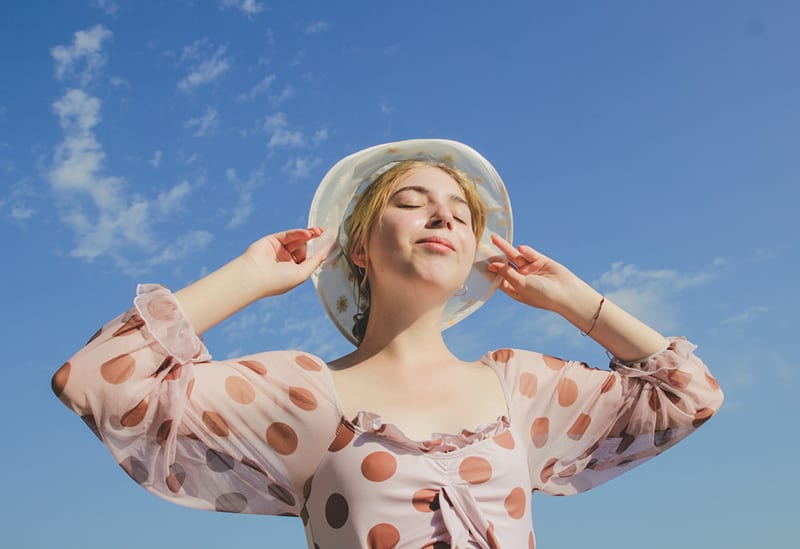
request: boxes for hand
[243,227,327,297]
[487,235,584,313]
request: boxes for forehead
[390,166,467,197]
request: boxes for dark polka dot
[361,451,397,482]
[146,295,178,321]
[156,420,172,446]
[325,493,349,528]
[412,488,439,512]
[654,428,674,447]
[163,363,183,381]
[421,543,450,549]
[493,429,515,449]
[487,521,500,549]
[266,422,298,455]
[492,349,513,363]
[202,411,230,437]
[616,432,635,454]
[113,314,144,337]
[557,378,579,406]
[268,483,296,506]
[206,449,235,472]
[241,456,268,476]
[86,327,103,345]
[120,456,148,484]
[225,376,256,404]
[540,458,558,484]
[530,417,549,448]
[166,462,186,493]
[328,422,354,451]
[459,456,492,485]
[504,486,526,519]
[239,359,267,375]
[153,356,173,377]
[51,362,70,399]
[295,354,322,371]
[664,390,682,405]
[567,413,592,441]
[215,492,248,513]
[101,354,136,384]
[668,369,692,389]
[519,372,538,397]
[600,375,616,393]
[289,386,318,411]
[300,505,309,526]
[648,388,661,412]
[693,407,714,428]
[121,399,148,427]
[366,523,400,549]
[81,414,102,440]
[303,476,314,500]
[543,354,565,370]
[705,372,720,390]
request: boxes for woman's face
[360,166,478,297]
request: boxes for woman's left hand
[487,235,585,314]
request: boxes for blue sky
[2,1,798,547]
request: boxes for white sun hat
[307,138,513,345]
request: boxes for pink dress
[52,284,723,549]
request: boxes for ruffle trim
[611,336,698,376]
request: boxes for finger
[487,262,526,287]
[298,249,328,277]
[516,244,547,264]
[491,234,527,268]
[277,227,324,246]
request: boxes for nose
[427,207,454,230]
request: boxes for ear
[350,241,367,268]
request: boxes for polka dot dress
[53,284,724,548]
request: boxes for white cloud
[148,230,213,266]
[51,25,113,86]
[184,106,219,136]
[225,165,265,228]
[313,128,329,144]
[157,180,192,214]
[305,21,330,34]
[10,205,34,220]
[380,100,394,115]
[283,156,321,178]
[271,85,294,105]
[178,44,231,93]
[264,112,306,148]
[237,74,275,101]
[90,0,119,15]
[150,150,162,168]
[721,305,768,326]
[219,0,264,16]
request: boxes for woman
[52,139,723,548]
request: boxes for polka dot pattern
[156,420,172,446]
[667,369,692,389]
[166,463,186,493]
[206,449,235,472]
[100,354,136,384]
[492,349,513,363]
[648,388,661,412]
[239,359,267,375]
[295,354,322,371]
[215,492,248,513]
[504,487,526,519]
[112,314,144,337]
[693,407,714,428]
[557,378,578,406]
[361,452,397,482]
[493,429,515,449]
[225,376,256,404]
[519,372,538,397]
[266,422,298,455]
[268,483,296,507]
[542,354,565,370]
[120,457,148,484]
[540,458,558,484]
[531,417,549,448]
[600,374,616,393]
[80,414,102,440]
[51,362,70,400]
[202,411,230,437]
[121,399,148,427]
[529,531,536,549]
[325,493,349,528]
[146,295,178,321]
[328,422,354,452]
[366,523,400,549]
[487,521,500,549]
[412,488,439,512]
[459,456,492,485]
[567,413,591,441]
[289,386,318,411]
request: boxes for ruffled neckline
[346,410,511,454]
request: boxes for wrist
[554,278,604,332]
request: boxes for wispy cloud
[224,165,265,228]
[305,21,330,34]
[271,84,294,105]
[150,150,162,168]
[51,25,113,86]
[264,112,305,148]
[10,205,35,221]
[184,106,219,136]
[380,100,394,115]
[178,41,231,93]
[219,0,264,16]
[237,74,275,101]
[156,180,192,214]
[283,156,321,179]
[721,305,768,326]
[90,0,119,15]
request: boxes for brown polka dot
[504,486,526,519]
[206,449,235,472]
[101,354,136,384]
[113,314,144,337]
[295,354,322,371]
[121,399,148,427]
[268,483,296,506]
[492,349,514,363]
[693,407,714,428]
[239,359,267,375]
[153,356,173,377]
[166,462,185,493]
[705,372,720,390]
[202,411,230,437]
[654,428,674,447]
[156,420,173,446]
[540,458,558,484]
[120,456,148,484]
[325,493,349,528]
[648,388,662,412]
[412,488,439,512]
[519,372,538,398]
[361,451,397,482]
[668,368,692,389]
[487,521,499,549]
[51,362,70,399]
[328,421,355,452]
[567,413,592,441]
[186,378,195,398]
[163,363,183,381]
[266,422,298,455]
[225,376,256,404]
[557,378,579,406]
[86,327,103,345]
[616,432,635,454]
[531,417,549,448]
[543,354,565,370]
[366,523,400,549]
[81,414,102,440]
[664,390,682,405]
[493,429,515,449]
[459,456,492,485]
[146,295,178,321]
[241,457,267,476]
[289,386,318,411]
[215,492,248,513]
[529,531,536,549]
[600,374,616,393]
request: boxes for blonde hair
[343,160,487,343]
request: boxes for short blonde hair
[343,160,487,342]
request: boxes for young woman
[52,139,723,548]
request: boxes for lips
[416,236,455,251]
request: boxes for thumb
[299,250,327,278]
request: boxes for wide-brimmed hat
[307,138,513,345]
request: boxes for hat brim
[308,138,513,345]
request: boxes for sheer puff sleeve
[490,338,723,495]
[51,284,341,516]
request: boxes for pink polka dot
[268,483,296,506]
[487,521,500,549]
[705,372,720,390]
[266,422,298,455]
[226,375,256,404]
[146,295,178,321]
[648,388,661,412]
[504,487,526,519]
[668,368,692,389]
[542,354,565,370]
[529,531,536,549]
[493,429,515,449]
[366,523,401,549]
[239,359,267,375]
[459,456,492,485]
[289,386,318,411]
[361,452,397,482]
[530,417,549,448]
[567,413,591,441]
[202,411,230,437]
[295,354,322,371]
[101,354,136,384]
[519,372,538,397]
[557,378,579,406]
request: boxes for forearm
[557,277,668,362]
[175,255,264,335]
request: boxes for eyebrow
[391,185,469,206]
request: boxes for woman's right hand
[243,227,328,297]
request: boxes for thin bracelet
[580,296,605,337]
